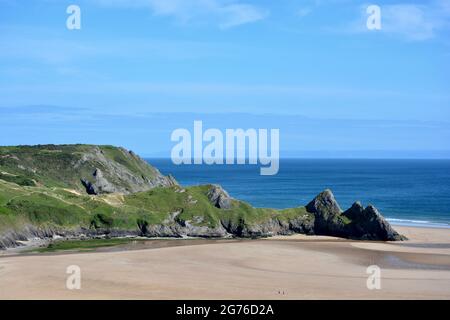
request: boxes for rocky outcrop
[207,185,233,209]
[78,146,178,195]
[139,223,230,238]
[82,168,119,194]
[306,189,346,236]
[306,190,405,241]
[343,202,406,240]
[221,216,314,238]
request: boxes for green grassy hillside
[0,144,175,194]
[0,177,311,238]
[0,144,311,239]
[0,144,403,247]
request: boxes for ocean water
[148,159,450,229]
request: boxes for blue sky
[0,0,449,157]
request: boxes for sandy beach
[0,226,449,300]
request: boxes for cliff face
[0,145,405,249]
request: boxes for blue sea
[148,159,450,229]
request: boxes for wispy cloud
[216,3,268,29]
[295,0,322,18]
[94,0,269,29]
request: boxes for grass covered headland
[0,144,404,249]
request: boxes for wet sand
[0,226,449,299]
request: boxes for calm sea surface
[147,159,450,228]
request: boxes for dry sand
[0,226,449,299]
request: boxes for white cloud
[94,0,268,29]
